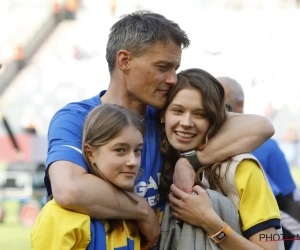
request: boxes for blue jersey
[252,138,296,196]
[45,91,164,210]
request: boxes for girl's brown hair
[82,104,144,236]
[159,68,229,200]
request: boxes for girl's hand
[169,184,214,226]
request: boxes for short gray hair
[106,11,190,75]
[217,76,244,103]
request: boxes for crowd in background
[1,0,300,167]
[0,1,300,250]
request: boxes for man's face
[125,41,182,109]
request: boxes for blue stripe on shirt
[243,218,281,238]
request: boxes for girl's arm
[169,184,280,250]
[213,227,279,250]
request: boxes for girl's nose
[180,114,194,127]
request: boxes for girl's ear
[160,113,165,124]
[84,144,95,162]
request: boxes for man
[46,11,274,249]
[218,76,300,250]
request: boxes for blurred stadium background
[0,0,300,249]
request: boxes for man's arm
[49,161,149,219]
[45,108,161,247]
[49,161,161,247]
[46,110,154,219]
[198,112,274,165]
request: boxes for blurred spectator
[23,124,37,135]
[264,102,277,120]
[109,0,116,16]
[218,76,300,250]
[283,127,299,165]
[65,0,79,20]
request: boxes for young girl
[159,68,283,250]
[31,104,144,250]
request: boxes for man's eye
[158,66,168,71]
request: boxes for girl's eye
[195,113,206,118]
[115,148,126,153]
[135,149,143,154]
[172,109,182,114]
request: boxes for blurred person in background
[110,0,116,16]
[65,0,79,20]
[45,11,274,249]
[283,127,299,166]
[218,76,300,250]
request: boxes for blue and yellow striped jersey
[31,200,140,250]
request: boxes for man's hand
[138,203,160,250]
[173,157,195,193]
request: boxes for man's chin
[149,101,167,109]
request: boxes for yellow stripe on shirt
[235,159,280,232]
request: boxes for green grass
[0,201,32,250]
[291,167,300,186]
[0,161,6,171]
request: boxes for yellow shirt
[31,200,140,250]
[235,160,280,235]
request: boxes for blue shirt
[45,91,164,210]
[252,138,296,196]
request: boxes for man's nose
[165,70,177,86]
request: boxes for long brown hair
[159,68,229,200]
[82,104,144,236]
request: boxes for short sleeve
[235,160,281,238]
[31,200,91,250]
[45,110,89,196]
[46,111,88,170]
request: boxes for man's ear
[116,50,131,72]
[84,144,95,162]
